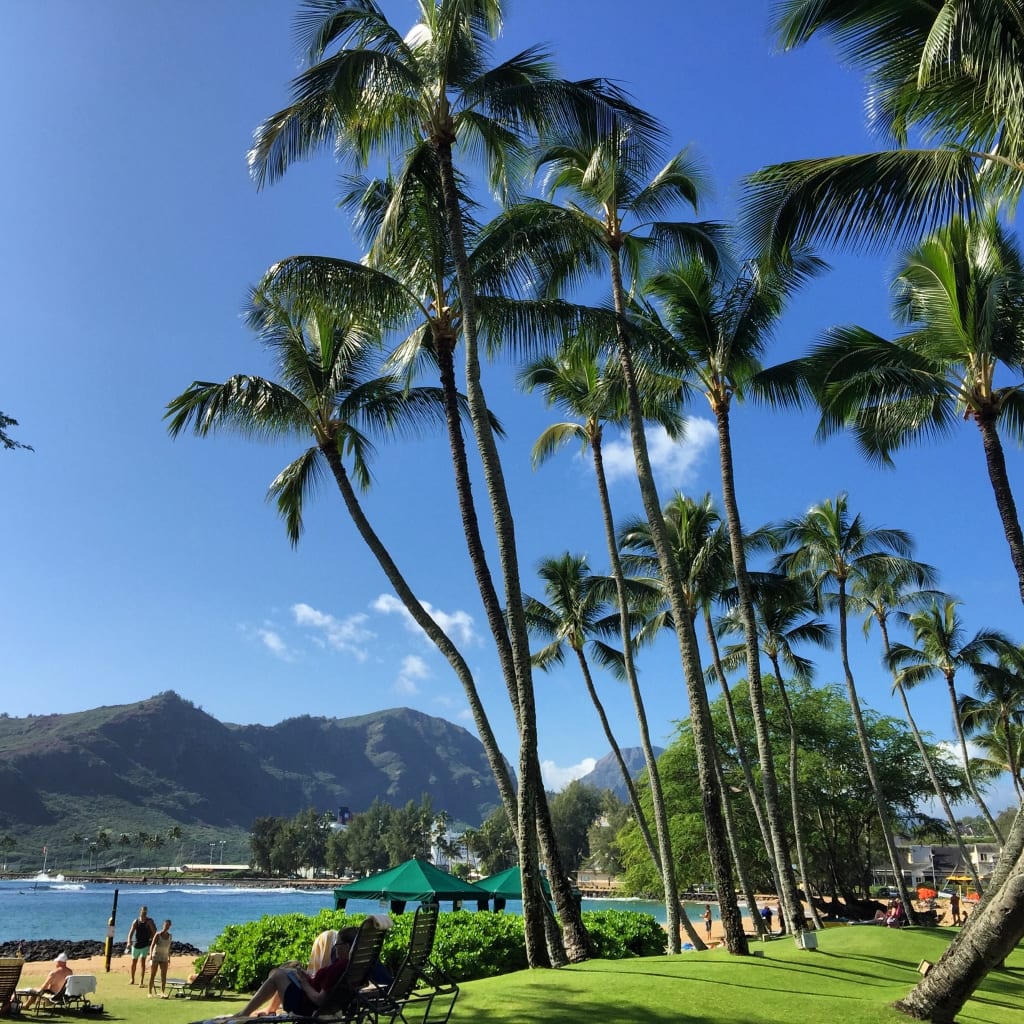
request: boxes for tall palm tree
[639,243,825,933]
[890,599,1011,841]
[165,281,520,861]
[773,493,923,923]
[520,343,695,950]
[248,0,639,961]
[717,573,834,929]
[788,214,1024,607]
[853,567,984,890]
[960,641,1024,805]
[745,0,1020,253]
[505,120,747,953]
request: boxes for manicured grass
[19,927,1024,1024]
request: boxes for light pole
[209,843,215,865]
[219,840,226,865]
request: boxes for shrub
[210,907,663,990]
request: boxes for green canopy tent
[474,867,554,912]
[333,857,489,914]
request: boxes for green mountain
[0,692,504,871]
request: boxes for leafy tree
[586,790,631,876]
[471,807,517,877]
[249,817,284,876]
[548,781,603,874]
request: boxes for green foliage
[209,908,664,990]
[549,781,603,873]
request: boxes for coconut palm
[960,641,1024,805]
[852,566,984,890]
[889,598,1010,841]
[638,242,825,933]
[520,342,697,949]
[165,281,520,862]
[717,573,834,929]
[773,493,924,923]
[787,214,1024,607]
[248,1,642,961]
[745,0,1020,253]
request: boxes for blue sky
[3,1,1021,812]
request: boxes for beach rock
[0,939,203,962]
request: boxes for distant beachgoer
[148,919,173,997]
[950,892,961,926]
[127,905,157,986]
[20,953,72,1009]
[703,904,712,939]
[760,904,774,934]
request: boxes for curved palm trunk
[836,585,919,924]
[320,444,518,824]
[766,654,823,930]
[714,403,805,933]
[893,807,1024,1023]
[435,138,585,964]
[876,618,983,892]
[943,669,1004,843]
[608,250,747,955]
[704,612,782,927]
[591,438,686,950]
[976,412,1024,606]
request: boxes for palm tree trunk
[976,412,1024,605]
[608,248,747,955]
[836,586,919,925]
[435,136,584,964]
[767,653,823,929]
[591,438,685,951]
[714,404,805,934]
[944,670,1004,843]
[319,442,519,828]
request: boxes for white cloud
[541,757,597,792]
[292,602,373,661]
[256,628,293,661]
[602,419,716,488]
[372,593,479,646]
[395,654,430,695]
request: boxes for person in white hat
[20,953,73,1009]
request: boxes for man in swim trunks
[126,905,157,986]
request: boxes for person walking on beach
[126,905,157,986]
[148,919,173,997]
[949,892,961,926]
[703,904,712,940]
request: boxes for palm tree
[787,214,1024,608]
[640,242,825,934]
[889,599,1009,842]
[745,1,1020,253]
[717,573,834,929]
[520,342,694,950]
[248,1,638,961]
[773,493,924,923]
[853,566,984,891]
[960,641,1024,805]
[165,280,520,877]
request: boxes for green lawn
[23,927,1024,1024]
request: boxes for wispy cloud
[541,757,597,792]
[602,419,716,487]
[396,654,430,695]
[255,627,293,661]
[292,602,373,661]
[372,593,479,646]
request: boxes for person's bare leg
[229,969,294,1019]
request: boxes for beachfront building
[873,838,1002,891]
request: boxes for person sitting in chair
[229,928,358,1020]
[20,953,73,1009]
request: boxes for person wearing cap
[20,953,73,1009]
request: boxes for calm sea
[0,878,730,949]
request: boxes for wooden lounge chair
[355,904,458,1024]
[0,958,24,1017]
[167,951,227,999]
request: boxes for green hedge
[209,907,666,991]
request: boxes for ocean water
[0,878,728,949]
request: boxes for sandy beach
[18,953,204,989]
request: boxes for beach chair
[355,904,458,1024]
[168,951,227,999]
[0,958,24,1017]
[40,975,98,1014]
[312,914,390,1022]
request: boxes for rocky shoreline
[0,939,204,963]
